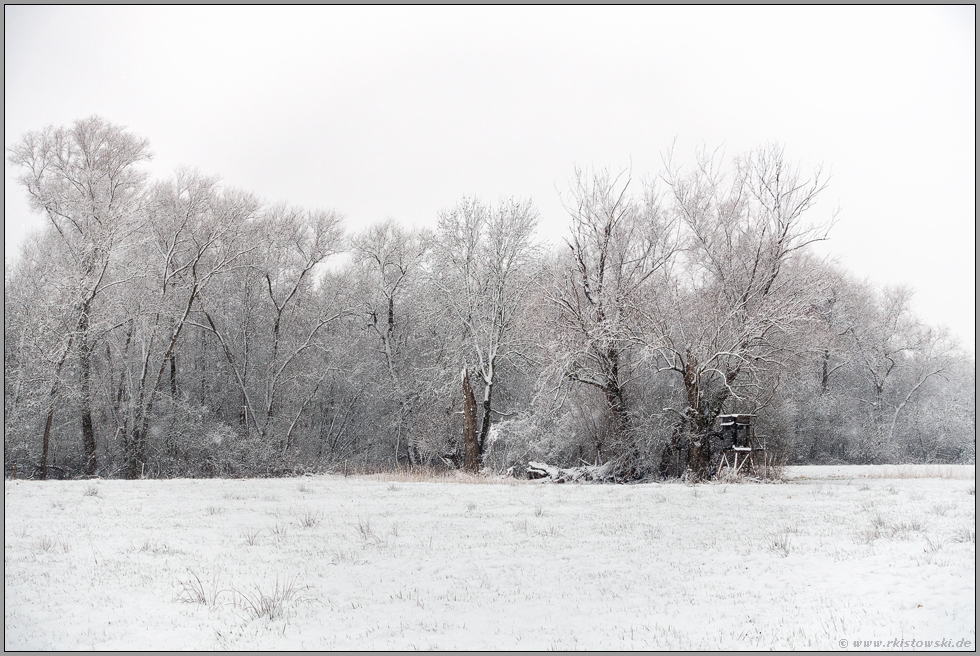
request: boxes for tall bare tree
[350,219,430,464]
[654,144,836,478]
[113,170,260,477]
[550,168,677,467]
[8,116,150,477]
[434,197,539,471]
[199,203,345,461]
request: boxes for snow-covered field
[4,466,975,650]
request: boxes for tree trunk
[127,424,148,479]
[79,332,98,476]
[477,379,493,455]
[603,347,629,433]
[679,360,736,480]
[687,433,711,480]
[39,335,77,480]
[40,406,54,480]
[462,368,479,472]
[169,353,178,397]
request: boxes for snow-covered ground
[4,466,976,650]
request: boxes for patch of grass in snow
[355,517,396,548]
[134,538,171,555]
[241,528,262,546]
[176,570,228,606]
[331,549,365,565]
[857,512,925,543]
[32,535,55,552]
[297,510,322,528]
[856,527,881,546]
[857,499,876,512]
[535,524,563,538]
[767,531,792,557]
[270,523,289,543]
[355,465,524,485]
[930,502,954,516]
[205,505,224,516]
[356,517,378,542]
[26,533,73,555]
[231,578,306,620]
[83,483,101,497]
[869,512,888,529]
[866,464,975,480]
[951,527,975,544]
[643,526,663,540]
[917,538,952,566]
[892,518,924,537]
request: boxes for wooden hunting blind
[716,414,767,477]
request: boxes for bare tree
[549,168,676,467]
[8,116,150,477]
[654,144,836,478]
[198,203,345,462]
[350,219,430,465]
[112,170,260,477]
[433,197,540,471]
[831,284,964,462]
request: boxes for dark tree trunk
[39,336,77,480]
[603,347,629,433]
[477,379,493,456]
[687,432,711,479]
[169,353,178,397]
[127,425,148,479]
[79,332,98,476]
[820,349,830,395]
[81,408,97,476]
[665,357,738,480]
[462,369,479,472]
[40,406,54,480]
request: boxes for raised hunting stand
[715,414,768,478]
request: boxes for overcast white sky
[4,6,975,350]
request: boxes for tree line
[5,117,975,480]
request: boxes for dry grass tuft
[865,465,975,480]
[297,510,322,528]
[176,570,227,606]
[240,528,262,546]
[330,462,528,485]
[232,578,305,620]
[767,531,792,557]
[362,468,526,485]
